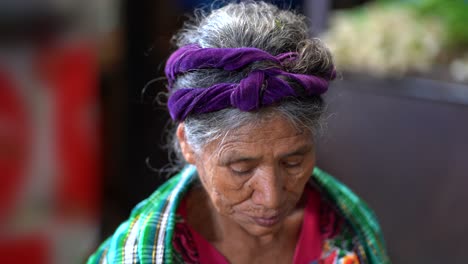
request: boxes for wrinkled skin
[178,116,316,262]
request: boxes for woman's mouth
[251,214,281,227]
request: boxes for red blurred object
[37,41,100,219]
[0,234,50,264]
[0,71,30,223]
[0,39,101,263]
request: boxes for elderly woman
[88,2,389,264]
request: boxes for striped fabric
[88,166,390,264]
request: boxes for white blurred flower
[321,5,444,77]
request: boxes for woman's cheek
[212,171,251,199]
[284,172,309,197]
[211,188,235,215]
[210,180,251,216]
[284,172,302,189]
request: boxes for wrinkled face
[179,116,316,237]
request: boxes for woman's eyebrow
[218,152,260,165]
[279,145,313,159]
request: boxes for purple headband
[165,44,335,121]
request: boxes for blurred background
[0,0,466,263]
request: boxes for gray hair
[163,1,334,172]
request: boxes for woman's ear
[176,123,196,164]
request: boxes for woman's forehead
[228,115,306,139]
[216,142,314,165]
[202,117,314,158]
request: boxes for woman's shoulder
[87,168,196,264]
[86,184,172,264]
[310,167,390,264]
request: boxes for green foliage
[378,0,468,48]
[416,0,468,47]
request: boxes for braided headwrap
[165,44,335,121]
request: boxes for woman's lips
[251,214,281,227]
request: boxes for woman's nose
[250,166,283,209]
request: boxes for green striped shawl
[88,166,390,264]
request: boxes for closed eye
[231,168,253,176]
[229,162,256,176]
[282,155,304,169]
[283,161,302,168]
